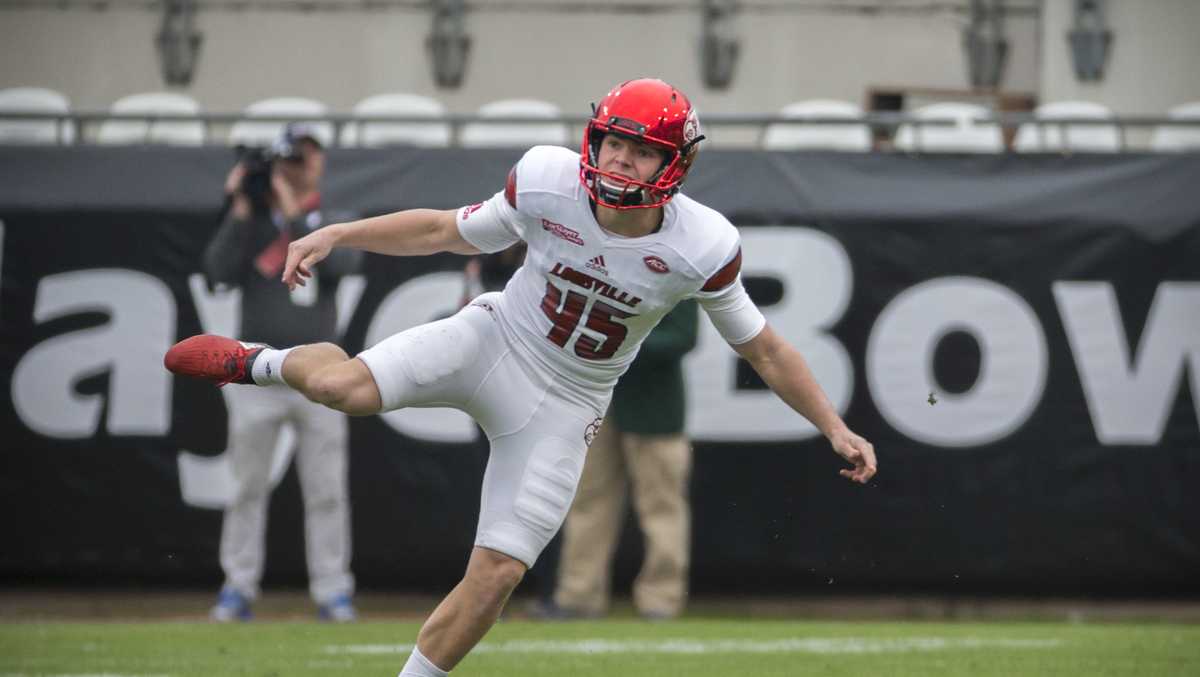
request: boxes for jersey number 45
[541,281,631,360]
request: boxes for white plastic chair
[761,99,871,151]
[1151,102,1200,151]
[0,87,75,144]
[97,92,205,146]
[1014,101,1120,153]
[893,102,1004,153]
[341,93,450,148]
[460,99,569,148]
[228,97,333,148]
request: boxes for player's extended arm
[282,208,480,290]
[733,324,877,484]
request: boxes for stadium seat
[1150,101,1200,151]
[340,93,450,148]
[97,92,205,146]
[0,86,75,145]
[761,99,872,151]
[892,102,1004,153]
[1013,101,1120,153]
[460,99,569,148]
[228,97,333,148]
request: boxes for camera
[232,123,322,216]
[235,145,277,215]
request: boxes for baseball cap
[273,121,332,157]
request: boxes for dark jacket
[203,200,362,347]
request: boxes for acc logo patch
[643,255,670,274]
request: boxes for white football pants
[358,293,603,567]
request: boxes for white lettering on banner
[867,277,1048,447]
[187,273,241,338]
[289,270,317,306]
[12,269,175,437]
[686,227,854,441]
[10,266,1192,451]
[1053,281,1200,444]
[336,274,367,339]
[365,271,478,443]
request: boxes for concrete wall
[1040,0,1200,115]
[0,1,1039,125]
[5,0,1197,146]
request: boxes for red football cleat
[164,335,268,387]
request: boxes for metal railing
[0,111,1195,150]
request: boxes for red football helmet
[580,78,705,210]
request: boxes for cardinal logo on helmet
[683,109,701,143]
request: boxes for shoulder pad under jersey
[508,145,583,215]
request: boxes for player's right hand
[282,230,333,290]
[830,429,877,485]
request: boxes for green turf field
[2,619,1197,676]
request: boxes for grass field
[2,618,1198,677]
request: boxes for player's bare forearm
[283,209,479,290]
[326,209,479,257]
[734,325,845,438]
[734,324,877,483]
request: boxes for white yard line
[0,674,172,677]
[325,637,1062,655]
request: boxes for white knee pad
[476,434,585,567]
[513,437,582,532]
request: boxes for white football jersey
[456,145,764,404]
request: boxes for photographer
[202,122,362,622]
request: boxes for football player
[165,78,876,677]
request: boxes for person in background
[202,122,362,622]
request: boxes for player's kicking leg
[164,334,382,416]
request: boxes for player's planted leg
[400,547,527,676]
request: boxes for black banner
[2,147,1198,594]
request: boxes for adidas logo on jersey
[585,255,608,275]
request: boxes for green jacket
[610,299,700,435]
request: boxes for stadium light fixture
[1068,0,1113,81]
[700,0,739,90]
[428,0,471,89]
[156,0,203,87]
[962,0,1008,89]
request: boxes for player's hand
[830,429,876,484]
[282,229,334,290]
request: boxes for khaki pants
[555,419,692,617]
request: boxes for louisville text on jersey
[549,261,642,308]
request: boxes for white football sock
[399,646,449,677]
[250,347,293,386]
